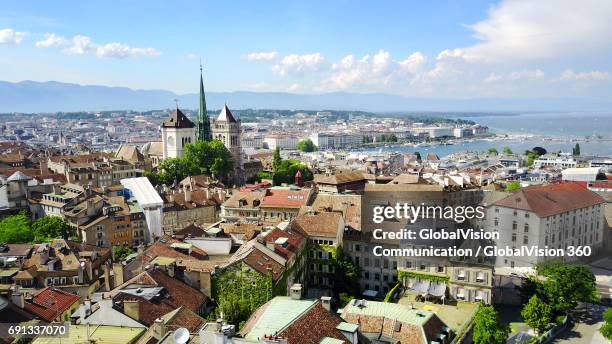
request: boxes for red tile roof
[260,189,311,208]
[494,182,605,217]
[292,212,343,238]
[263,227,306,260]
[280,303,348,344]
[24,287,81,322]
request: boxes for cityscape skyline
[1,0,612,100]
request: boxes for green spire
[196,61,212,141]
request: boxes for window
[374,273,380,281]
[512,221,517,230]
[524,224,529,233]
[512,233,516,242]
[523,236,529,245]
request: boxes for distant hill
[1,80,611,113]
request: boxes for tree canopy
[521,295,552,333]
[146,140,233,185]
[472,304,509,344]
[272,159,313,186]
[296,139,317,152]
[487,147,498,155]
[0,212,34,243]
[32,216,70,241]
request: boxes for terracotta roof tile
[24,287,81,322]
[494,182,605,217]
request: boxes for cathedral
[159,64,245,183]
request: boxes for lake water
[357,112,612,158]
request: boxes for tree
[572,143,581,156]
[157,157,191,185]
[296,139,317,152]
[183,140,233,180]
[332,246,361,297]
[388,134,398,143]
[502,146,513,155]
[524,150,538,166]
[32,216,70,241]
[506,181,521,191]
[273,147,282,171]
[472,304,509,344]
[113,246,134,262]
[540,263,599,313]
[487,147,498,155]
[532,147,547,156]
[601,308,612,340]
[272,160,313,186]
[0,212,34,243]
[521,295,552,334]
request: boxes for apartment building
[487,182,605,271]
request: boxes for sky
[1,0,612,99]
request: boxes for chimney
[84,299,92,316]
[290,284,302,300]
[320,296,332,312]
[10,286,25,309]
[112,263,124,287]
[153,317,167,339]
[103,263,111,291]
[123,300,140,321]
[184,187,192,203]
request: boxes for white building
[310,132,362,150]
[120,177,164,242]
[411,125,453,138]
[161,108,196,159]
[212,104,244,182]
[487,182,605,272]
[263,134,299,150]
[561,167,602,182]
[533,153,577,169]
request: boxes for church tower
[213,104,243,181]
[196,63,212,141]
[161,107,196,159]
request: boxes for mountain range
[1,80,612,113]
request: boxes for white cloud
[0,28,26,45]
[560,69,610,80]
[484,69,545,82]
[35,33,68,48]
[323,50,427,91]
[287,83,302,92]
[272,53,325,76]
[243,51,278,61]
[186,53,198,60]
[464,0,612,62]
[36,33,161,58]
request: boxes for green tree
[157,157,191,185]
[388,134,398,143]
[0,212,34,243]
[521,295,552,334]
[32,216,70,241]
[487,147,499,155]
[506,181,521,191]
[272,160,313,186]
[473,304,509,344]
[273,147,282,170]
[332,246,361,297]
[183,140,233,181]
[524,150,538,166]
[541,263,599,313]
[113,246,134,262]
[572,143,581,156]
[502,146,513,155]
[601,308,612,340]
[296,139,317,152]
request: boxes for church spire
[196,60,212,141]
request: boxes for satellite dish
[173,327,190,344]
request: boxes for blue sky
[1,0,612,98]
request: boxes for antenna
[173,327,190,344]
[174,98,179,109]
